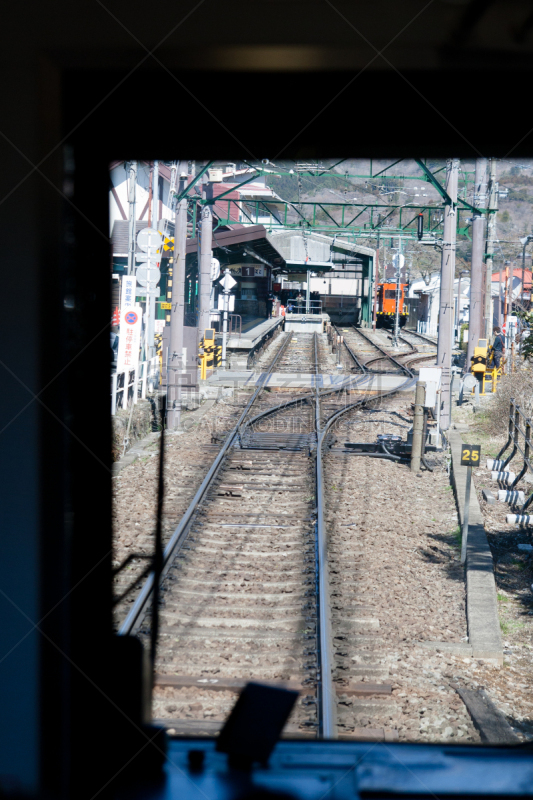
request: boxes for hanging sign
[117,303,142,374]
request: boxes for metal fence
[111,356,160,415]
[285,300,323,315]
[417,320,438,337]
[490,398,533,519]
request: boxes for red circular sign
[125,310,138,325]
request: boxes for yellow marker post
[460,444,481,563]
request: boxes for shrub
[483,365,533,436]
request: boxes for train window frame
[56,62,533,795]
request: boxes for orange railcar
[376,283,408,328]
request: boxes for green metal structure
[175,158,483,326]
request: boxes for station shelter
[183,224,286,331]
[267,231,376,327]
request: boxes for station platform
[222,315,283,350]
[284,312,329,333]
[217,316,284,369]
[207,370,416,393]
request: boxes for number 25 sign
[461,444,480,467]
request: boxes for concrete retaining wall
[449,431,503,664]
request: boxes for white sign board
[219,271,237,291]
[218,294,235,311]
[120,274,137,311]
[117,305,142,374]
[137,227,163,252]
[136,265,161,287]
[211,258,221,282]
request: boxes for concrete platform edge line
[449,430,503,664]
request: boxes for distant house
[492,267,531,295]
[109,160,175,235]
[408,274,470,336]
[108,164,280,324]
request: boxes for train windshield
[109,157,531,746]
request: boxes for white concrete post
[437,159,459,431]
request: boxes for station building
[268,230,376,327]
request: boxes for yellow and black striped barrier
[198,330,222,379]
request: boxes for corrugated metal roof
[267,230,375,263]
[492,268,532,288]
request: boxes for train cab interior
[2,1,533,798]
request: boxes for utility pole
[392,238,403,347]
[148,162,153,228]
[147,159,159,358]
[465,158,486,371]
[410,381,426,473]
[167,168,188,429]
[220,269,237,370]
[484,158,498,339]
[152,160,159,229]
[198,184,213,336]
[437,158,459,431]
[372,215,381,331]
[126,160,137,276]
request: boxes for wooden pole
[410,381,426,473]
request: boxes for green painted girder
[174,161,214,202]
[240,161,477,185]
[415,158,480,215]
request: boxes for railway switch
[470,339,488,374]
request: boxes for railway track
[114,326,420,740]
[254,331,335,375]
[334,325,414,377]
[397,329,438,371]
[334,324,437,376]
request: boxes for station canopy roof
[266,230,375,273]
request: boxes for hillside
[265,158,533,283]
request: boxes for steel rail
[315,375,414,739]
[314,333,337,738]
[398,332,436,351]
[119,331,295,636]
[397,331,437,371]
[354,326,414,378]
[242,374,373,433]
[400,329,438,346]
[332,323,367,373]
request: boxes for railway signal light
[417,213,424,241]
